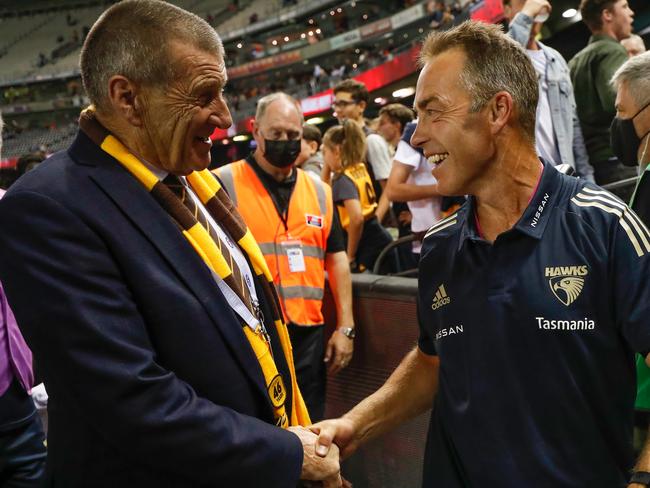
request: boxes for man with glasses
[330,79,393,223]
[216,93,354,422]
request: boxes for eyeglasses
[331,99,358,108]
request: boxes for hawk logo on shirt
[545,266,588,306]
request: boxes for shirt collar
[589,34,619,45]
[458,159,559,249]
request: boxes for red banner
[0,157,17,169]
[228,50,303,79]
[301,44,421,117]
[214,44,422,139]
[470,0,505,24]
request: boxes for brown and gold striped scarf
[79,107,309,428]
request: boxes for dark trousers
[0,382,46,488]
[287,323,326,422]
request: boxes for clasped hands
[289,417,357,487]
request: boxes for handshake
[289,416,358,488]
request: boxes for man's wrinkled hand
[289,426,342,488]
[310,417,358,460]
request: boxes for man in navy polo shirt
[311,21,650,487]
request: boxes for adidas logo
[431,284,451,310]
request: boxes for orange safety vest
[216,159,334,327]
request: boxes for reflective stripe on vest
[215,160,333,326]
[280,285,324,300]
[257,242,325,260]
[337,162,378,230]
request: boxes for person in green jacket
[570,0,636,186]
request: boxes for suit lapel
[70,133,272,408]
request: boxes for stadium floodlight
[562,8,577,18]
[392,87,415,99]
[233,135,250,142]
[374,97,387,105]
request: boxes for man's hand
[310,417,358,460]
[324,330,354,375]
[521,0,551,19]
[289,426,342,487]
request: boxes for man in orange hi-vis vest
[216,93,355,421]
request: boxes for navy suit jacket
[0,132,303,487]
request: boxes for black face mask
[610,101,650,167]
[263,139,301,168]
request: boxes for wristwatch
[631,471,650,486]
[338,327,356,339]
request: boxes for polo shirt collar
[458,159,559,249]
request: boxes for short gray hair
[255,92,304,124]
[612,51,650,108]
[80,0,223,111]
[621,34,646,57]
[419,21,538,142]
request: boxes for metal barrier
[372,234,418,277]
[323,273,427,488]
[601,176,639,195]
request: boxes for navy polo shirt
[417,161,650,487]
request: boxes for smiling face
[411,48,495,196]
[138,40,232,175]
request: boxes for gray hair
[621,34,647,57]
[80,0,223,111]
[612,51,650,108]
[255,92,304,124]
[419,21,539,142]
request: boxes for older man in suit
[0,1,341,487]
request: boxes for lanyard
[183,178,263,333]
